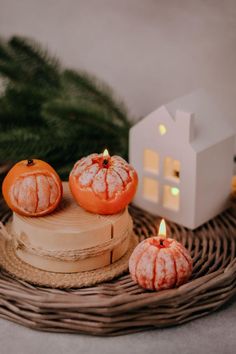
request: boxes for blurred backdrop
[0,0,236,138]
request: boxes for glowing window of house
[158,124,167,136]
[163,185,180,211]
[164,157,180,182]
[143,149,159,174]
[143,177,159,203]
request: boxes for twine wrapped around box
[0,167,235,336]
[0,224,137,288]
[0,182,138,280]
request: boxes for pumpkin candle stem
[103,159,109,167]
[102,149,110,168]
[27,159,34,166]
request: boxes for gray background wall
[0,0,236,132]
[0,3,236,352]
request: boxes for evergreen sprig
[0,36,131,179]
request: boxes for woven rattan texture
[0,167,236,336]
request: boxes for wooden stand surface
[10,182,132,273]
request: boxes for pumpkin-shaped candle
[2,159,63,217]
[69,150,138,214]
[129,219,192,290]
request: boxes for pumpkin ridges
[136,245,157,289]
[162,249,177,289]
[18,176,33,212]
[155,249,166,290]
[106,169,123,199]
[110,168,124,186]
[24,175,37,213]
[115,165,132,186]
[35,174,39,213]
[134,243,149,285]
[69,153,138,214]
[46,174,62,208]
[91,168,107,200]
[73,154,97,177]
[111,167,128,187]
[129,237,192,291]
[79,163,99,187]
[12,178,21,205]
[170,250,178,288]
[36,175,49,212]
[140,246,157,289]
[104,168,109,200]
[152,247,158,290]
[135,252,146,289]
[14,173,60,213]
[172,247,190,286]
[2,159,62,216]
[111,157,132,184]
[169,241,186,287]
[175,244,193,271]
[47,176,56,205]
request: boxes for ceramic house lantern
[129,90,235,229]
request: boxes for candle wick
[159,239,164,246]
[103,159,109,166]
[27,159,34,166]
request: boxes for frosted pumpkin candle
[69,149,138,214]
[129,219,193,290]
[2,159,63,216]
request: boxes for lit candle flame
[158,219,166,238]
[103,149,110,158]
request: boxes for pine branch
[0,38,12,61]
[43,98,129,156]
[0,84,48,129]
[0,35,132,177]
[0,36,61,87]
[0,128,52,160]
[43,98,126,134]
[62,70,131,128]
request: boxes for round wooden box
[4,183,135,277]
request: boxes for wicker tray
[0,166,236,336]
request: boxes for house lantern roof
[165,89,234,152]
[132,89,234,153]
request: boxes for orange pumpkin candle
[69,149,138,214]
[2,159,63,217]
[129,219,192,290]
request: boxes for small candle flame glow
[103,149,110,158]
[158,219,166,238]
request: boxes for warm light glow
[143,177,159,202]
[143,149,159,174]
[163,185,180,211]
[164,157,180,181]
[103,149,110,158]
[158,219,166,238]
[158,124,167,136]
[171,187,180,196]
